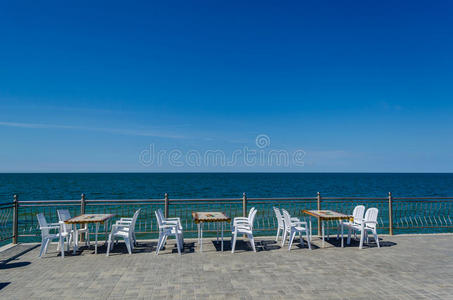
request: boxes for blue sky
[0,0,452,172]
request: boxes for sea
[1,173,453,202]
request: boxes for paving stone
[0,235,452,299]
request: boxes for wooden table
[192,212,231,252]
[65,214,115,254]
[302,210,352,248]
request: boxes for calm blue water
[1,173,453,202]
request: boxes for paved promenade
[1,234,453,299]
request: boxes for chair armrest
[234,224,252,231]
[119,218,133,222]
[162,220,179,225]
[291,221,307,226]
[363,221,378,225]
[290,217,300,221]
[50,222,62,226]
[115,221,131,226]
[40,226,60,230]
[159,224,178,229]
[166,217,181,221]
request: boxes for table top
[65,214,115,224]
[192,212,231,223]
[302,210,351,220]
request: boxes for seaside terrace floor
[1,234,453,299]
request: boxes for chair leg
[306,230,312,250]
[231,232,237,254]
[359,229,364,249]
[59,236,65,258]
[275,228,281,242]
[347,228,352,245]
[288,231,296,251]
[86,227,90,246]
[281,229,288,247]
[175,234,182,255]
[106,233,113,256]
[336,223,340,239]
[373,230,380,248]
[249,234,256,252]
[299,231,304,247]
[156,233,164,255]
[39,238,48,258]
[124,238,132,254]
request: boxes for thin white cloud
[0,121,184,139]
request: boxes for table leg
[341,221,344,248]
[73,227,78,255]
[104,220,109,245]
[95,222,99,254]
[197,223,200,250]
[321,220,325,248]
[309,217,312,243]
[221,222,224,252]
[217,223,219,242]
[200,222,203,252]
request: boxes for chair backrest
[155,210,164,228]
[364,208,379,229]
[157,208,165,220]
[273,207,283,228]
[248,208,257,229]
[281,209,292,229]
[129,209,141,236]
[352,205,365,224]
[37,213,50,237]
[247,207,256,223]
[57,209,73,234]
[57,209,71,222]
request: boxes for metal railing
[1,193,452,244]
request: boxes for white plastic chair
[155,210,184,255]
[231,208,257,253]
[57,209,90,248]
[106,209,141,256]
[273,207,301,242]
[336,205,365,239]
[233,207,256,228]
[37,213,70,258]
[346,207,380,249]
[281,209,311,250]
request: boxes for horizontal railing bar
[18,200,80,204]
[322,197,388,200]
[86,199,164,203]
[87,203,163,206]
[19,204,80,208]
[0,236,14,242]
[0,205,14,209]
[394,197,453,200]
[248,197,316,201]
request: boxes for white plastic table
[192,212,231,252]
[65,214,115,254]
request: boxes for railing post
[388,192,394,235]
[242,192,247,217]
[317,192,321,236]
[12,194,18,244]
[164,193,169,218]
[80,193,86,215]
